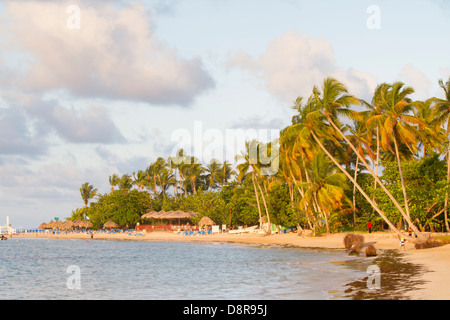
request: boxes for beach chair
[207,229,212,235]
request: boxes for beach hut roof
[79,220,93,228]
[104,221,118,228]
[53,220,64,228]
[38,222,48,229]
[141,211,157,219]
[198,216,215,226]
[61,220,74,229]
[73,219,83,227]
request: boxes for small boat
[0,235,7,240]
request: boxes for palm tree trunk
[289,167,314,230]
[309,129,410,240]
[327,117,421,237]
[372,126,380,216]
[445,122,450,232]
[353,156,359,226]
[252,171,263,230]
[393,134,411,221]
[256,178,271,234]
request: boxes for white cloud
[0,0,214,106]
[398,64,432,99]
[228,30,377,102]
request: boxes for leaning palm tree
[433,77,450,232]
[299,152,351,234]
[412,99,445,158]
[302,104,405,237]
[236,140,266,230]
[311,78,422,238]
[80,182,97,209]
[345,117,373,226]
[376,82,422,221]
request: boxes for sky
[0,0,449,229]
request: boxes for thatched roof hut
[79,220,93,229]
[72,219,83,228]
[38,222,48,230]
[104,221,118,229]
[198,216,215,227]
[141,210,197,223]
[61,220,74,230]
[53,220,64,229]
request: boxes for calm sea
[0,238,372,300]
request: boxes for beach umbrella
[79,221,93,229]
[61,220,74,230]
[104,221,118,229]
[47,220,55,229]
[72,219,83,228]
[38,222,48,230]
[53,220,64,230]
[198,216,215,227]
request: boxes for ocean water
[0,238,371,300]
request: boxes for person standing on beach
[367,221,372,233]
[398,235,406,251]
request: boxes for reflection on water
[0,238,405,300]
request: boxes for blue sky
[0,0,449,229]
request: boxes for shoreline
[11,230,450,300]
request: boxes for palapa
[198,216,215,227]
[72,219,83,228]
[61,220,74,229]
[38,222,48,230]
[79,220,93,229]
[104,221,118,229]
[53,220,64,229]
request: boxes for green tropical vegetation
[71,77,450,240]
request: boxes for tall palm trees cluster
[107,152,236,200]
[275,77,450,239]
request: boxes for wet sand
[12,230,450,300]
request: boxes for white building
[0,216,16,234]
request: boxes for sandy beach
[12,230,450,300]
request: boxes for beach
[11,230,450,300]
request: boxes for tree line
[74,77,450,240]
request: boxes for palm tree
[158,167,176,197]
[205,159,221,191]
[80,182,97,209]
[186,158,204,194]
[412,99,445,158]
[108,174,119,192]
[299,152,350,234]
[236,140,266,230]
[218,160,236,187]
[375,82,422,222]
[132,170,147,191]
[312,78,422,238]
[345,117,373,226]
[433,77,450,232]
[118,174,134,192]
[302,106,404,237]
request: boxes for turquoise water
[0,238,369,300]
